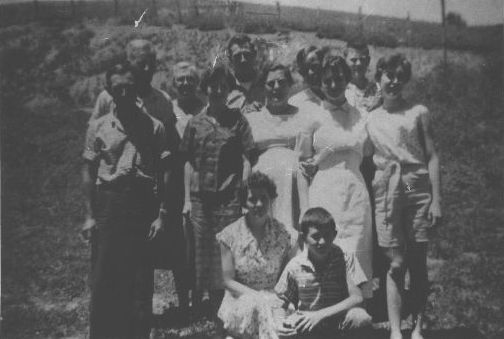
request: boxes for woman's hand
[299,159,318,178]
[80,217,96,243]
[428,199,442,228]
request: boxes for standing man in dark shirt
[82,62,172,339]
[226,34,264,114]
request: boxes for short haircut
[240,171,278,207]
[300,207,336,236]
[199,63,236,94]
[260,62,294,87]
[172,61,199,85]
[227,34,257,59]
[126,39,155,60]
[375,53,412,83]
[320,47,352,84]
[105,61,135,91]
[344,40,370,57]
[296,46,320,78]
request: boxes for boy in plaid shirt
[275,207,372,338]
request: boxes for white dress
[246,107,314,240]
[298,101,374,298]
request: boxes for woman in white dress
[297,49,374,300]
[247,64,313,241]
[288,46,324,107]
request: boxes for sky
[0,0,502,25]
[240,0,504,26]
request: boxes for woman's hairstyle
[344,40,370,57]
[259,62,294,87]
[375,54,412,83]
[105,61,136,92]
[227,34,257,59]
[240,171,278,206]
[320,47,352,84]
[300,207,336,236]
[199,63,236,94]
[296,46,320,78]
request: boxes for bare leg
[407,242,428,339]
[383,247,406,339]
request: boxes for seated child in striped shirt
[275,207,372,339]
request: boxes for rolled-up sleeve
[275,264,298,308]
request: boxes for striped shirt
[275,245,349,312]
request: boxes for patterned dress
[246,106,314,240]
[217,216,291,339]
[298,101,374,298]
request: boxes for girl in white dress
[297,49,374,301]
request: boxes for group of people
[81,33,442,339]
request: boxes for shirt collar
[323,99,351,113]
[298,245,339,273]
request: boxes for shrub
[315,22,346,39]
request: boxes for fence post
[114,0,119,16]
[175,0,183,23]
[151,0,158,22]
[193,0,199,17]
[276,1,281,21]
[406,11,412,46]
[358,6,364,37]
[441,0,448,66]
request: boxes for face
[265,69,291,108]
[207,75,231,107]
[321,66,348,100]
[128,51,155,88]
[379,65,408,100]
[305,51,322,87]
[174,71,197,98]
[230,43,256,82]
[346,48,370,81]
[245,187,272,219]
[304,226,336,261]
[109,72,136,108]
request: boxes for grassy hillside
[0,0,502,52]
[1,19,503,339]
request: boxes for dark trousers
[89,187,158,339]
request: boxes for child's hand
[294,310,325,333]
[428,199,442,228]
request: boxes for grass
[1,17,503,339]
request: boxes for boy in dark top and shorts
[275,207,372,339]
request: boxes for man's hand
[294,310,326,333]
[80,217,96,243]
[428,199,442,228]
[148,216,165,240]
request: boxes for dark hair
[227,34,257,60]
[240,171,278,207]
[260,62,294,87]
[105,61,135,92]
[296,46,320,78]
[375,53,412,83]
[320,48,352,84]
[300,207,336,236]
[200,63,236,94]
[344,40,370,57]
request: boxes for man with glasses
[226,34,264,114]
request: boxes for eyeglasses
[266,78,288,89]
[175,76,197,85]
[232,51,254,63]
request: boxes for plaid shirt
[275,245,349,312]
[179,106,255,194]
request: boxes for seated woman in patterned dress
[217,172,293,339]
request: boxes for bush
[315,22,346,39]
[185,14,226,31]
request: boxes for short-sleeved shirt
[216,216,291,290]
[180,106,255,194]
[173,98,205,138]
[275,245,349,312]
[90,88,180,154]
[367,104,429,171]
[83,109,171,190]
